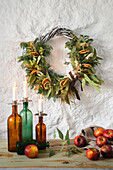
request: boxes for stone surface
[0,0,113,139]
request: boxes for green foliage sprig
[18,28,104,104]
[49,128,82,157]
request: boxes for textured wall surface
[0,0,113,139]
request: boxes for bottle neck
[39,116,43,123]
[12,105,18,115]
[23,102,28,110]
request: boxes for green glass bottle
[16,140,49,155]
[19,102,33,140]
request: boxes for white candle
[39,94,43,113]
[13,82,17,101]
[23,76,28,98]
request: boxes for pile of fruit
[74,127,113,160]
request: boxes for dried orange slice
[82,64,91,68]
[60,78,69,87]
[30,52,39,57]
[42,78,50,85]
[78,49,88,54]
[25,63,30,68]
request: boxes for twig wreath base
[18,27,104,104]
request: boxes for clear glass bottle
[36,116,46,143]
[19,102,33,141]
[7,104,22,152]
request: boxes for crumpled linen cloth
[80,126,113,150]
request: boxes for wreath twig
[40,27,74,42]
[18,27,104,104]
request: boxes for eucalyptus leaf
[20,42,29,49]
[71,147,82,153]
[53,129,56,139]
[21,60,27,67]
[89,74,99,83]
[27,75,32,83]
[29,76,36,86]
[46,88,52,98]
[96,56,103,60]
[67,139,70,145]
[94,48,96,57]
[80,42,86,46]
[57,128,64,139]
[62,141,67,145]
[49,150,55,157]
[82,79,86,89]
[64,61,70,65]
[76,148,82,153]
[65,95,70,105]
[94,85,101,93]
[84,74,92,84]
[37,56,41,64]
[71,47,76,54]
[67,148,72,157]
[60,146,64,152]
[29,60,33,66]
[65,130,69,141]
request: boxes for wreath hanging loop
[18,27,104,104]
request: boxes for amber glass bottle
[7,104,22,152]
[36,116,46,143]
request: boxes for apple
[25,145,38,158]
[96,136,108,147]
[100,144,112,158]
[94,127,104,138]
[112,147,113,157]
[74,135,87,147]
[86,148,100,160]
[103,129,113,140]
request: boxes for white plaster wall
[0,0,113,139]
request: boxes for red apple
[94,127,104,138]
[112,147,113,157]
[25,145,38,158]
[74,135,87,147]
[86,148,100,160]
[96,136,108,147]
[100,144,112,158]
[103,129,113,140]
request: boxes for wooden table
[0,139,113,169]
